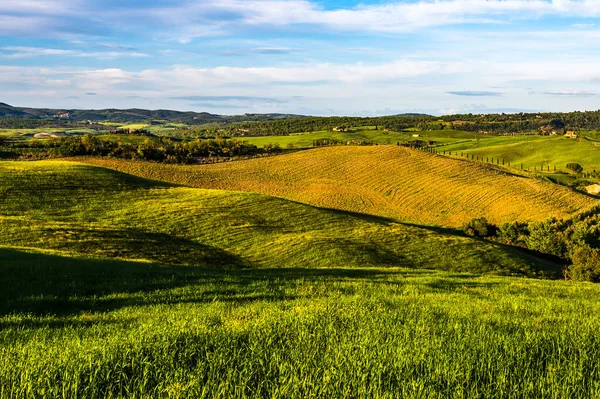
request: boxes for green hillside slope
[444,135,600,171]
[0,160,557,276]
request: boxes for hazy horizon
[7,100,590,118]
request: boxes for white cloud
[118,60,471,95]
[4,0,600,39]
[0,0,79,14]
[0,15,56,36]
[0,46,147,59]
[540,90,600,96]
[151,0,600,36]
[2,57,600,96]
[0,0,83,37]
[2,56,600,114]
[572,23,596,28]
[0,57,598,90]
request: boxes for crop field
[100,122,190,135]
[0,127,99,138]
[98,122,150,130]
[0,123,184,142]
[2,160,600,398]
[95,134,154,144]
[119,123,150,130]
[77,146,596,227]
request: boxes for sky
[1,0,600,116]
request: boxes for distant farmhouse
[565,131,578,139]
[585,184,600,195]
[540,125,557,135]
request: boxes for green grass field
[239,128,486,148]
[2,248,600,398]
[443,135,600,173]
[95,134,154,144]
[2,158,600,397]
[242,128,600,175]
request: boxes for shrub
[526,221,567,258]
[566,163,583,174]
[568,222,600,249]
[568,244,600,282]
[549,118,566,130]
[498,221,529,245]
[462,217,497,237]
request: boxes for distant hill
[389,113,431,117]
[0,102,308,124]
[0,102,36,118]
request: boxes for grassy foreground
[2,249,600,398]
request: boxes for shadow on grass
[33,226,251,267]
[0,151,18,159]
[397,222,563,278]
[305,206,563,278]
[0,316,132,331]
[0,246,246,317]
[424,278,501,293]
[0,248,440,324]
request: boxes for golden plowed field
[77,146,596,226]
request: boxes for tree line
[7,136,280,163]
[5,109,600,137]
[463,209,600,282]
[164,110,600,137]
[0,118,111,130]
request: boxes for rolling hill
[0,160,557,276]
[77,146,597,227]
[443,135,600,171]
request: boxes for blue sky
[1,0,600,115]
